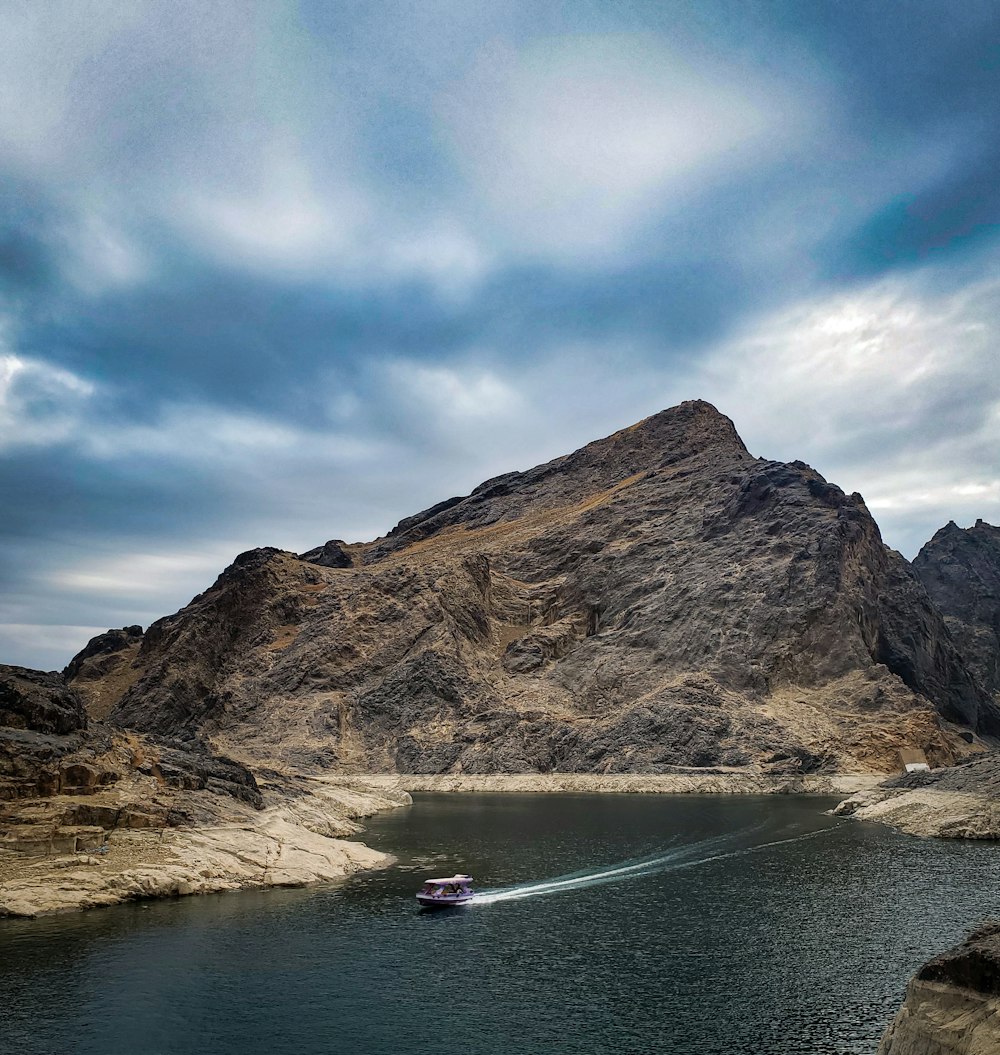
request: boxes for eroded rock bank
[0,664,409,918]
[833,754,1000,839]
[355,771,880,795]
[878,922,1000,1055]
[0,777,408,918]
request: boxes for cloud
[0,624,109,674]
[0,351,96,450]
[441,34,810,257]
[386,361,523,422]
[48,545,242,601]
[695,269,1000,554]
[0,0,998,673]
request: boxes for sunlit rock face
[878,922,1000,1055]
[914,520,1000,701]
[70,400,999,775]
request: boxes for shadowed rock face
[0,662,261,811]
[70,401,998,774]
[915,922,1000,996]
[914,520,1000,699]
[1,666,87,735]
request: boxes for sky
[1,0,999,671]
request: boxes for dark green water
[2,793,999,1055]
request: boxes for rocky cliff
[914,521,1000,702]
[67,401,999,776]
[878,922,1000,1055]
[0,664,404,917]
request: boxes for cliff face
[0,663,405,918]
[914,521,1000,701]
[878,922,1000,1055]
[70,401,998,774]
[1,665,87,736]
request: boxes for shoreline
[0,779,410,919]
[1,770,886,919]
[341,771,884,796]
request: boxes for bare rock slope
[914,520,1000,702]
[879,922,1000,1055]
[72,401,999,775]
[0,664,405,917]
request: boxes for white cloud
[0,624,109,673]
[695,271,1000,554]
[0,351,96,451]
[185,149,369,272]
[386,361,524,420]
[442,34,809,256]
[63,211,151,293]
[383,225,493,296]
[49,545,242,600]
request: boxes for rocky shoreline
[833,754,1000,839]
[0,776,410,918]
[2,765,886,920]
[878,922,1000,1055]
[358,771,881,796]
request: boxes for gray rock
[914,520,1000,699]
[68,401,1000,774]
[0,665,87,734]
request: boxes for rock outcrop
[0,663,406,916]
[63,624,144,719]
[1,665,88,735]
[878,922,1000,1054]
[914,521,1000,702]
[834,753,1000,839]
[69,401,999,775]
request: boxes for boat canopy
[424,875,473,886]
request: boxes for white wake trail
[474,825,830,906]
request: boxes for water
[2,793,999,1055]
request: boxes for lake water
[3,793,999,1055]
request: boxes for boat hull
[416,894,475,909]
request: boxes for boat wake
[474,825,833,905]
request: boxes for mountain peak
[375,400,752,556]
[606,400,750,458]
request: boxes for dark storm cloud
[832,146,1000,277]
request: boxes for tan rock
[0,780,408,918]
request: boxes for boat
[416,874,475,908]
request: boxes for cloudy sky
[2,0,998,670]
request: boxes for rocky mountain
[914,520,1000,701]
[67,400,1000,775]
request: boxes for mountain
[914,519,1000,701]
[67,400,999,775]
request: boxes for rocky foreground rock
[835,753,1000,839]
[879,922,1000,1055]
[68,400,998,776]
[0,664,407,917]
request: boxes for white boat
[416,874,475,908]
